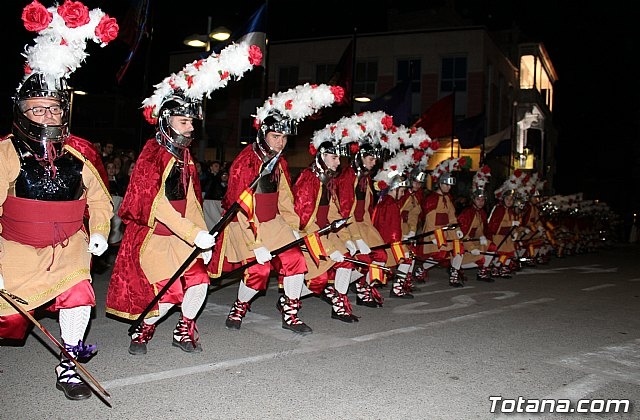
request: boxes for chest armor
[255,167,280,194]
[165,162,187,200]
[12,139,83,201]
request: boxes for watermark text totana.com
[489,396,631,414]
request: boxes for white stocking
[59,306,91,346]
[334,268,351,294]
[237,281,259,303]
[182,283,207,319]
[283,273,304,299]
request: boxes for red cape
[106,139,201,319]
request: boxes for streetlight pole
[197,16,212,164]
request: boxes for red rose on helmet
[309,144,317,155]
[22,0,52,32]
[57,0,90,28]
[381,115,394,130]
[95,15,119,44]
[349,143,360,154]
[248,45,263,66]
[330,86,345,104]
[143,106,157,125]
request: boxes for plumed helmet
[388,174,411,192]
[254,110,296,161]
[12,72,70,155]
[439,172,456,186]
[471,188,486,199]
[13,0,120,161]
[351,142,382,176]
[157,91,202,160]
[501,188,516,198]
[311,140,341,184]
[411,169,428,183]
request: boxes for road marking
[493,374,612,420]
[551,338,640,385]
[101,297,554,389]
[516,264,618,276]
[393,291,519,314]
[582,284,615,291]
[494,339,640,419]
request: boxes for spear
[0,289,112,406]
[129,152,281,335]
[493,224,519,254]
[340,256,392,273]
[214,217,350,282]
[369,224,459,251]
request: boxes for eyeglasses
[24,105,63,116]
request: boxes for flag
[219,3,267,65]
[361,80,412,126]
[455,112,485,148]
[390,241,405,264]
[452,239,464,256]
[238,188,254,219]
[237,188,257,235]
[210,3,267,65]
[484,127,511,155]
[498,254,508,264]
[434,228,446,248]
[412,93,454,139]
[327,39,354,107]
[116,0,151,84]
[368,263,384,283]
[304,232,327,266]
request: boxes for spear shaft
[0,290,112,405]
[129,152,281,334]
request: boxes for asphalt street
[2,244,640,420]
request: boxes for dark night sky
[2,1,639,218]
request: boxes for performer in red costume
[106,43,261,354]
[373,174,414,298]
[0,1,117,400]
[457,165,495,282]
[332,112,395,308]
[487,171,525,278]
[398,168,430,284]
[517,173,549,265]
[293,137,359,322]
[420,158,467,287]
[215,84,343,334]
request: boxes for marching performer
[333,112,395,308]
[105,43,262,354]
[292,135,359,322]
[420,158,468,287]
[0,1,117,400]
[487,170,526,278]
[457,165,495,282]
[214,84,344,334]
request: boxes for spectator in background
[101,141,114,163]
[203,169,228,229]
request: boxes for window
[441,56,467,92]
[397,59,421,93]
[315,63,334,84]
[353,61,378,97]
[277,66,299,92]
